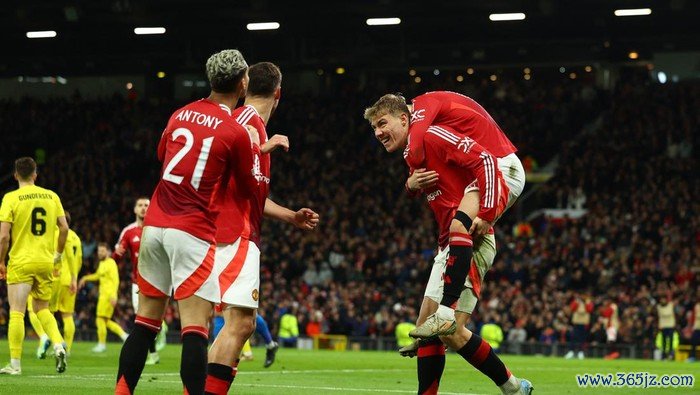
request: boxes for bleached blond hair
[206,49,248,93]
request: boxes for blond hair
[363,93,410,123]
[205,49,248,93]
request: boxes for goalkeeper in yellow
[28,210,82,358]
[0,157,69,375]
[79,242,128,352]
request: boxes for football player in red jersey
[207,62,319,394]
[365,95,532,395]
[113,197,167,365]
[115,49,261,395]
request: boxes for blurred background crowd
[0,70,697,358]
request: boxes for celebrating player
[207,61,319,394]
[0,157,69,374]
[28,210,82,358]
[115,49,260,395]
[365,95,532,395]
[79,242,128,352]
[368,91,525,337]
[113,197,167,364]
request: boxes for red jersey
[410,125,505,248]
[145,99,260,243]
[406,91,516,168]
[113,222,142,282]
[214,105,271,245]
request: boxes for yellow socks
[36,308,64,346]
[8,311,25,360]
[62,314,76,353]
[107,320,127,341]
[96,318,107,344]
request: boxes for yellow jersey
[56,229,82,286]
[0,184,65,266]
[83,258,119,299]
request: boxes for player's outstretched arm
[261,134,290,154]
[264,198,319,231]
[0,222,11,280]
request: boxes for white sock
[499,375,520,394]
[53,343,65,353]
[121,333,129,342]
[436,304,456,320]
[10,358,21,370]
[40,334,49,344]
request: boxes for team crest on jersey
[410,109,425,123]
[252,289,259,301]
[457,136,475,153]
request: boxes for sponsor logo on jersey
[410,108,425,123]
[252,155,270,184]
[426,189,442,202]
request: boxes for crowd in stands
[1,71,697,358]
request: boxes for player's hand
[110,297,117,307]
[245,125,261,147]
[0,262,6,280]
[407,168,439,191]
[115,244,126,256]
[69,280,77,294]
[262,134,290,154]
[78,278,86,289]
[468,217,492,236]
[292,208,320,231]
[53,266,61,277]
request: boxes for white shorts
[606,326,618,342]
[424,234,496,314]
[137,226,220,303]
[132,283,139,311]
[497,153,526,209]
[214,238,261,309]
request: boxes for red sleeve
[445,138,499,222]
[112,231,129,262]
[406,95,442,168]
[230,126,261,197]
[585,302,594,313]
[601,306,612,318]
[570,301,579,311]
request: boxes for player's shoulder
[424,125,460,147]
[68,228,80,240]
[233,105,263,127]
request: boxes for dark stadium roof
[4,0,699,76]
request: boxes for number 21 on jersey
[162,127,214,190]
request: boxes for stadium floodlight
[134,27,166,35]
[366,18,401,26]
[246,22,280,31]
[26,31,57,38]
[489,13,526,21]
[614,8,652,17]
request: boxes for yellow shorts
[53,285,77,313]
[97,296,115,318]
[7,262,54,301]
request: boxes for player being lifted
[0,157,69,374]
[28,210,82,358]
[113,197,168,364]
[79,243,128,352]
[365,94,532,395]
[207,61,319,394]
[115,49,261,395]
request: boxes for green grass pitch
[0,340,696,394]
